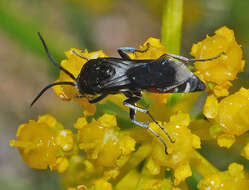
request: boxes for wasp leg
[118,48,132,60]
[124,98,174,144]
[124,96,174,154]
[128,106,169,154]
[118,43,150,60]
[74,95,86,98]
[74,95,92,103]
[160,52,224,63]
[72,50,89,61]
[89,94,107,104]
[74,94,107,103]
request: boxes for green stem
[161,0,183,54]
[112,144,151,187]
[190,151,219,177]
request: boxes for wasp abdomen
[127,60,176,88]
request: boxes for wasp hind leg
[124,97,175,143]
[123,96,174,154]
[128,104,169,154]
[118,43,150,60]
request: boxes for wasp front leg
[74,94,107,104]
[88,94,107,103]
[118,43,150,60]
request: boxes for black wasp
[31,32,222,154]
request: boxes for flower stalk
[161,0,183,54]
[190,150,219,177]
[111,144,152,187]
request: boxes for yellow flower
[203,95,218,119]
[56,129,74,152]
[202,87,249,145]
[97,113,117,128]
[149,112,201,184]
[241,143,249,160]
[128,37,167,60]
[94,179,112,190]
[67,185,87,190]
[77,114,136,168]
[77,115,121,167]
[103,168,120,181]
[215,88,249,136]
[10,115,60,169]
[10,115,74,173]
[120,136,136,155]
[198,163,249,190]
[151,112,198,167]
[146,157,161,175]
[217,134,236,148]
[213,81,232,97]
[192,134,201,149]
[174,163,192,185]
[139,178,164,190]
[74,117,88,129]
[191,26,244,97]
[52,157,69,174]
[172,188,182,190]
[63,156,102,187]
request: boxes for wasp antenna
[37,32,76,81]
[187,52,225,63]
[30,81,75,107]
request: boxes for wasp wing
[99,58,152,92]
[125,59,195,92]
[99,59,135,89]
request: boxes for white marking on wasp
[184,82,190,92]
[174,61,193,83]
[173,87,179,92]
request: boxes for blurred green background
[0,0,248,189]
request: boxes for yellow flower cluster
[10,115,74,173]
[149,112,201,185]
[191,26,245,97]
[11,26,249,189]
[203,87,249,148]
[198,163,249,190]
[77,114,136,167]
